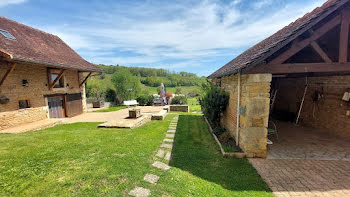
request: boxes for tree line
[97,64,206,87]
[86,64,206,103]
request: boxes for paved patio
[250,121,350,197]
[67,106,164,123]
[250,159,350,197]
[267,121,350,161]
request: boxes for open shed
[209,0,350,158]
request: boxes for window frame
[18,100,31,109]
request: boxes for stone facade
[0,61,87,130]
[274,75,350,138]
[214,73,272,158]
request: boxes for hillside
[86,64,206,100]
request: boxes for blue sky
[0,0,327,76]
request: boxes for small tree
[111,68,141,101]
[199,84,229,127]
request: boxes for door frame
[46,94,67,118]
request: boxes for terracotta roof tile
[0,16,101,72]
[209,0,348,78]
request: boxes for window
[19,100,30,109]
[51,73,65,88]
[0,29,16,40]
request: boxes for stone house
[0,16,102,130]
[209,0,350,158]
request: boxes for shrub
[136,95,154,106]
[199,84,229,127]
[213,127,225,136]
[187,90,198,98]
[175,87,182,94]
[171,96,187,104]
[105,88,116,102]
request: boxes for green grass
[148,114,273,196]
[0,113,271,196]
[0,115,175,196]
[187,97,201,112]
[92,106,126,112]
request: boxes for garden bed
[203,116,245,158]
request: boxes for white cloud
[252,0,274,9]
[32,0,328,69]
[0,0,27,7]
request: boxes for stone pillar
[239,74,272,158]
[81,83,88,113]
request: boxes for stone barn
[209,0,350,159]
[0,16,102,131]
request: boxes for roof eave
[209,0,349,78]
[12,56,102,73]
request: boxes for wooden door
[48,96,65,118]
[65,93,83,117]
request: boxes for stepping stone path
[152,161,171,170]
[156,149,165,158]
[165,151,171,161]
[163,139,174,143]
[129,187,151,197]
[160,143,173,149]
[167,130,176,133]
[166,134,175,138]
[129,115,179,196]
[143,174,160,184]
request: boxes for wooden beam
[246,63,350,74]
[0,63,16,88]
[339,10,350,63]
[49,69,66,90]
[47,68,52,88]
[79,72,92,88]
[310,41,333,63]
[269,15,341,65]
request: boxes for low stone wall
[0,107,48,130]
[170,105,189,112]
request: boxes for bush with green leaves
[199,84,229,127]
[105,88,116,102]
[136,95,154,106]
[171,96,187,105]
[111,68,141,101]
[175,87,182,94]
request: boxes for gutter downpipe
[236,72,241,147]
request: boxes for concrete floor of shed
[267,120,350,161]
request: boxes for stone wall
[216,73,272,158]
[0,61,87,130]
[170,105,189,112]
[274,75,350,138]
[0,107,47,130]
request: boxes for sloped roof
[0,16,102,72]
[209,0,349,78]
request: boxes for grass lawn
[149,114,273,196]
[0,115,175,196]
[0,113,271,196]
[92,106,126,112]
[187,97,201,113]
